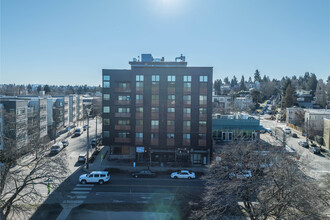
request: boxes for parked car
[91,137,102,148]
[283,127,291,134]
[291,133,298,138]
[266,128,272,133]
[61,139,69,147]
[229,170,252,180]
[75,127,83,136]
[83,125,88,131]
[310,146,321,155]
[78,152,87,162]
[132,169,157,178]
[79,171,110,184]
[171,170,195,179]
[50,142,64,154]
[298,141,309,148]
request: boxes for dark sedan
[132,169,157,178]
[61,139,69,147]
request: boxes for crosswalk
[63,183,94,204]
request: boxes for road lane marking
[73,187,92,191]
[71,191,89,194]
[95,184,204,189]
[76,184,94,187]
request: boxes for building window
[104,119,110,125]
[136,95,143,101]
[222,132,233,141]
[104,75,110,81]
[136,107,143,113]
[118,82,130,88]
[199,108,207,115]
[168,75,176,82]
[184,76,192,82]
[183,134,190,140]
[183,95,191,105]
[103,106,110,113]
[199,95,207,105]
[136,82,144,89]
[152,75,160,82]
[167,120,175,126]
[151,133,159,139]
[151,107,159,113]
[118,120,130,125]
[168,95,175,105]
[183,108,191,114]
[200,76,208,82]
[103,82,110,88]
[183,82,191,90]
[183,121,191,127]
[168,108,175,113]
[151,120,159,126]
[103,131,110,138]
[167,133,175,139]
[118,132,130,138]
[199,121,207,127]
[152,95,159,105]
[103,94,110,101]
[136,75,144,81]
[136,120,143,125]
[118,107,130,113]
[118,95,130,101]
[136,133,143,138]
[198,133,206,140]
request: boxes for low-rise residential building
[233,95,253,111]
[69,95,77,126]
[212,94,232,113]
[53,96,69,128]
[296,90,314,108]
[286,107,305,127]
[324,118,330,150]
[76,95,84,122]
[305,110,330,137]
[212,113,263,152]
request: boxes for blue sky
[1,0,329,86]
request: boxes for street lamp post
[86,109,90,169]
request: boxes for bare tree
[0,111,68,220]
[190,142,329,219]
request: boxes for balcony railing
[151,100,159,106]
[199,139,207,146]
[183,100,191,105]
[183,114,191,120]
[167,100,175,106]
[151,113,159,119]
[199,101,207,106]
[183,88,191,94]
[115,88,131,93]
[115,100,130,105]
[151,126,159,132]
[200,87,207,94]
[167,139,175,146]
[115,113,131,117]
[182,140,190,146]
[167,113,175,120]
[115,138,131,143]
[151,87,159,94]
[168,87,175,94]
[136,87,143,93]
[135,139,143,145]
[151,139,158,145]
[135,126,143,132]
[199,127,207,133]
[199,114,207,120]
[135,112,143,119]
[115,125,131,130]
[183,127,190,132]
[167,126,175,132]
[135,100,143,105]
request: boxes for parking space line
[76,184,94,187]
[72,187,92,191]
[71,191,89,194]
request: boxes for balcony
[183,100,191,106]
[151,87,159,94]
[199,139,207,146]
[151,113,159,119]
[115,138,131,143]
[167,126,175,132]
[115,100,130,105]
[135,100,143,105]
[136,112,143,119]
[115,113,131,117]
[183,114,191,120]
[151,126,159,132]
[167,100,175,106]
[199,114,207,120]
[167,113,175,120]
[115,125,131,130]
[151,100,159,106]
[167,139,175,146]
[200,87,207,94]
[182,140,190,146]
[115,88,131,93]
[183,88,191,94]
[168,87,175,94]
[151,139,158,145]
[136,87,143,93]
[135,126,143,132]
[183,127,190,132]
[199,101,207,106]
[199,127,207,133]
[135,139,143,145]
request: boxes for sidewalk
[84,146,207,174]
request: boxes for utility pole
[86,109,90,169]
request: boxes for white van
[79,171,110,184]
[75,127,83,136]
[50,142,64,154]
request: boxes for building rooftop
[129,53,188,67]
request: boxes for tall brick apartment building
[102,54,213,165]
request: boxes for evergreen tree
[231,75,238,88]
[248,77,252,83]
[307,73,317,95]
[213,79,222,95]
[43,84,51,94]
[254,69,261,82]
[315,79,326,107]
[284,83,295,108]
[239,75,247,91]
[37,85,42,93]
[224,77,229,85]
[27,84,32,94]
